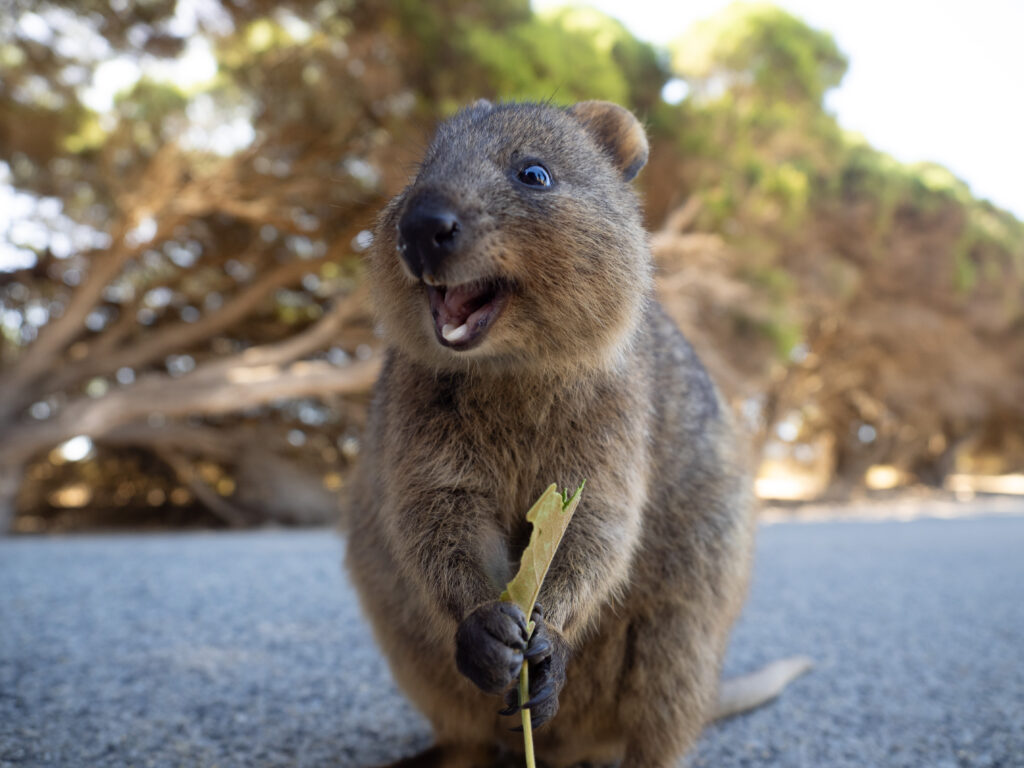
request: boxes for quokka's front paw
[454,601,529,695]
[499,603,569,729]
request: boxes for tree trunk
[101,424,343,527]
[43,253,334,397]
[0,463,22,534]
[234,446,341,526]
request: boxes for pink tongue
[443,285,486,320]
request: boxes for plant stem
[519,659,535,768]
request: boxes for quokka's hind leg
[615,608,725,768]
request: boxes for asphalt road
[1,510,1023,768]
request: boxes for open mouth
[426,279,510,350]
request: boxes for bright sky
[538,0,1024,220]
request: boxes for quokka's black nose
[397,205,461,280]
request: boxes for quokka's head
[369,100,653,376]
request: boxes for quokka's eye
[517,164,552,188]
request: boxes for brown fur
[345,101,756,768]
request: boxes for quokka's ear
[568,100,649,182]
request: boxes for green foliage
[837,136,1024,294]
[408,5,666,113]
[118,78,188,120]
[663,1,1023,330]
[660,5,849,237]
[671,2,847,107]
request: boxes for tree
[0,0,671,531]
[2,1,1022,531]
[655,4,1024,493]
[0,2,423,530]
[671,2,847,107]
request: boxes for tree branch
[0,354,381,467]
[0,144,192,423]
[152,446,254,528]
[100,423,242,461]
[46,254,333,394]
[195,282,371,379]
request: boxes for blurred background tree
[1,0,1022,533]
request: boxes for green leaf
[500,481,584,628]
[500,481,583,768]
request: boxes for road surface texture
[2,511,1022,768]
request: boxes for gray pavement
[1,511,1022,768]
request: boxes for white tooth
[442,323,470,342]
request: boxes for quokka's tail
[711,655,814,721]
